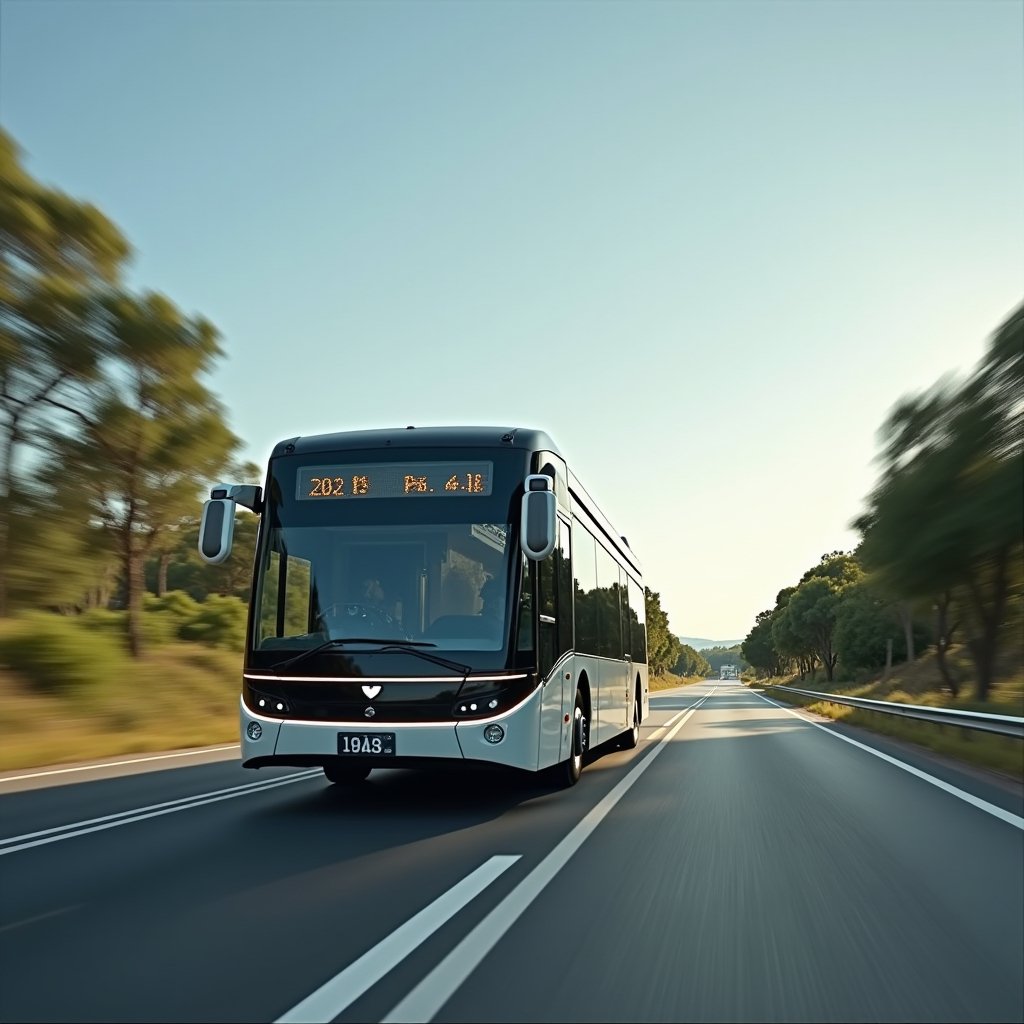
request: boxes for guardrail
[764,684,1024,740]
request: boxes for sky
[1,0,1021,641]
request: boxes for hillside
[678,636,743,651]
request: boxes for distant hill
[678,636,744,651]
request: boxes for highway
[1,680,1021,1023]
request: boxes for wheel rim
[573,706,587,770]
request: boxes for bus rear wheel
[619,692,641,750]
[323,763,371,784]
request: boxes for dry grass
[0,642,241,772]
[649,671,706,692]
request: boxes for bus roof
[271,425,560,458]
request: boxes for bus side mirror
[521,474,556,560]
[199,497,235,565]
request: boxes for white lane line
[0,745,241,783]
[645,690,714,740]
[752,689,1024,831]
[274,855,521,1024]
[382,694,711,1023]
[0,771,322,855]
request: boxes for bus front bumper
[239,694,542,773]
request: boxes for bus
[199,426,648,788]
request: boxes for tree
[673,643,711,677]
[645,587,682,677]
[0,128,130,615]
[770,587,818,679]
[47,291,238,655]
[855,303,1023,700]
[742,609,786,677]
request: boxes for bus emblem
[362,685,382,699]
[364,707,376,718]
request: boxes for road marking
[0,770,322,855]
[0,904,81,934]
[753,690,1024,830]
[382,693,711,1023]
[0,745,240,784]
[274,855,521,1024]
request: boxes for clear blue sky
[2,0,1021,640]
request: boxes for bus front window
[254,522,514,652]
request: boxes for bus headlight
[247,721,263,741]
[484,724,504,744]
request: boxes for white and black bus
[200,426,648,787]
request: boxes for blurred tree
[0,128,130,615]
[5,493,115,612]
[46,291,238,655]
[148,460,263,600]
[855,303,1023,700]
[832,581,896,675]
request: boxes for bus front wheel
[555,689,588,788]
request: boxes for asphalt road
[1,681,1021,1023]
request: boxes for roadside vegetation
[739,304,1022,782]
[749,646,1023,780]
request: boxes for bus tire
[323,763,371,784]
[555,688,588,788]
[619,692,641,750]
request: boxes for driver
[318,578,401,635]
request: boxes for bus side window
[556,519,572,656]
[538,519,571,677]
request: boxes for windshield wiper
[272,637,467,674]
[375,645,471,675]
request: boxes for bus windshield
[253,521,514,653]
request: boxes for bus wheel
[556,689,588,788]
[619,693,640,750]
[323,763,371,784]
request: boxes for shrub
[79,606,176,648]
[179,595,247,650]
[145,591,202,638]
[0,612,128,695]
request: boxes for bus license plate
[337,732,395,756]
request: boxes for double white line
[0,770,322,856]
[277,692,713,1024]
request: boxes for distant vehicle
[199,426,649,789]
[720,665,739,680]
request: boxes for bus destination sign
[296,461,493,500]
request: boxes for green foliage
[179,595,247,650]
[833,582,897,671]
[0,611,128,695]
[699,644,748,674]
[79,607,176,648]
[0,128,131,617]
[645,586,682,677]
[854,302,1024,699]
[742,609,786,677]
[144,590,202,632]
[673,643,711,677]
